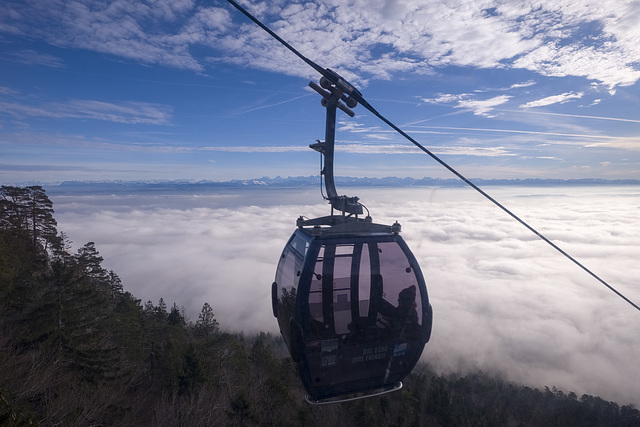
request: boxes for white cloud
[455,95,511,116]
[419,93,514,116]
[520,91,584,108]
[3,0,639,88]
[223,0,640,88]
[51,186,640,406]
[509,80,536,89]
[420,93,470,105]
[513,43,640,88]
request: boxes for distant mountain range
[31,176,639,194]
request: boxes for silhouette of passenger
[394,285,420,339]
[377,285,419,338]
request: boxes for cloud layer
[50,185,640,406]
[3,0,640,88]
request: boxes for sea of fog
[48,185,640,406]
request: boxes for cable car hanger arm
[225,1,364,217]
[225,0,640,313]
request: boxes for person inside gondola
[378,285,420,340]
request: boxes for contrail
[237,93,313,115]
[404,125,633,140]
[497,109,640,124]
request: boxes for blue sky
[1,0,640,184]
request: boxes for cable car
[272,218,432,403]
[271,74,433,403]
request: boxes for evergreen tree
[111,291,145,361]
[0,185,57,250]
[178,344,206,394]
[76,241,109,286]
[156,297,168,321]
[0,185,30,230]
[25,186,57,250]
[168,303,185,326]
[0,222,39,301]
[108,270,124,301]
[51,231,73,262]
[195,302,219,338]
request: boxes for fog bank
[50,185,640,406]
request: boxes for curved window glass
[305,239,422,342]
[274,231,311,347]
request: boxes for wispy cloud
[338,121,384,133]
[6,49,65,68]
[520,92,584,108]
[202,145,309,153]
[407,125,638,142]
[0,99,173,125]
[500,109,640,124]
[234,93,313,115]
[202,142,514,157]
[0,86,20,96]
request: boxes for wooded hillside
[1,185,638,426]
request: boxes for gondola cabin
[272,218,432,403]
[221,5,436,401]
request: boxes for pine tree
[168,303,185,326]
[25,186,57,250]
[0,221,38,300]
[76,242,109,287]
[0,185,58,251]
[0,186,30,230]
[108,270,124,301]
[156,298,168,321]
[195,302,219,339]
[111,291,145,361]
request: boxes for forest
[1,185,639,426]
